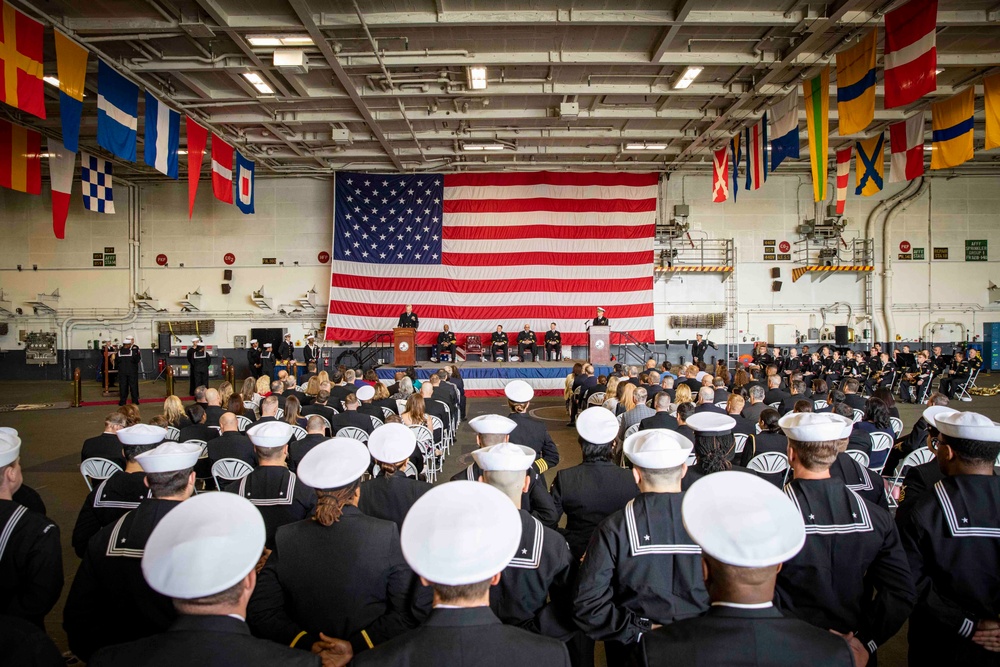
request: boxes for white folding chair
[396,399,408,414]
[868,432,895,474]
[715,401,728,409]
[437,402,455,455]
[813,400,829,410]
[236,415,254,432]
[212,458,254,490]
[243,401,260,419]
[316,415,333,435]
[336,426,369,443]
[769,402,782,410]
[955,367,981,402]
[889,417,904,439]
[746,452,789,486]
[409,425,437,483]
[275,408,285,420]
[887,446,934,507]
[734,432,750,454]
[164,426,181,442]
[686,452,698,465]
[381,407,396,420]
[371,461,419,479]
[623,423,640,439]
[428,415,446,471]
[370,415,384,430]
[290,425,308,441]
[845,449,870,467]
[587,392,607,407]
[852,409,865,424]
[80,457,123,491]
[208,425,221,437]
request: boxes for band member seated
[517,325,538,362]
[592,307,608,327]
[437,325,457,362]
[899,351,933,404]
[545,323,562,361]
[397,303,419,329]
[491,326,509,362]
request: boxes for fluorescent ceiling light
[673,66,703,90]
[242,72,274,94]
[177,150,189,155]
[463,142,504,151]
[625,143,668,151]
[43,76,60,87]
[935,68,944,74]
[248,35,313,47]
[467,66,487,90]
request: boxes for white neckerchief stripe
[934,481,1000,538]
[242,470,297,506]
[786,485,874,534]
[0,505,28,561]
[105,513,145,558]
[508,516,543,569]
[712,601,773,609]
[93,476,149,509]
[625,498,702,556]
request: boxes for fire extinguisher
[157,358,165,373]
[221,356,228,374]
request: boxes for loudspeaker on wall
[221,284,231,294]
[770,267,781,279]
[223,269,233,281]
[772,280,782,292]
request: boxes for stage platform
[375,360,613,397]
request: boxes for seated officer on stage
[436,325,456,362]
[644,472,854,667]
[88,493,327,667]
[491,325,508,362]
[897,410,1000,667]
[592,307,608,327]
[397,304,419,329]
[573,429,708,665]
[517,325,538,362]
[545,323,562,361]
[353,482,571,666]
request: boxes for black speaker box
[772,280,782,292]
[222,284,231,294]
[835,325,849,345]
[224,269,233,281]
[157,332,171,352]
[770,267,781,279]
[251,328,284,352]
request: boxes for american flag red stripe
[325,171,657,347]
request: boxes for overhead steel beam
[650,0,695,63]
[286,0,403,170]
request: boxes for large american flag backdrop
[324,171,657,348]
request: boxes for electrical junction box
[768,324,797,345]
[331,129,351,144]
[559,102,579,118]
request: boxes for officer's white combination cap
[135,442,202,473]
[117,424,167,446]
[368,423,416,464]
[468,414,516,435]
[401,481,521,585]
[142,493,265,600]
[779,412,854,441]
[683,471,806,568]
[247,422,293,449]
[624,429,693,469]
[576,406,619,444]
[472,443,536,472]
[504,380,534,403]
[296,438,370,489]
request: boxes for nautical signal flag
[985,73,1000,152]
[47,138,75,239]
[835,147,851,215]
[0,118,40,194]
[235,152,255,214]
[769,87,799,172]
[729,132,741,201]
[804,67,829,202]
[712,146,729,203]
[889,112,925,183]
[211,133,234,204]
[855,134,884,197]
[0,1,46,119]
[884,0,937,109]
[745,113,767,190]
[931,87,974,170]
[186,118,208,218]
[53,31,88,153]
[144,92,180,179]
[97,60,139,162]
[836,29,877,136]
[80,152,115,214]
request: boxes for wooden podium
[394,327,416,367]
[589,326,610,364]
